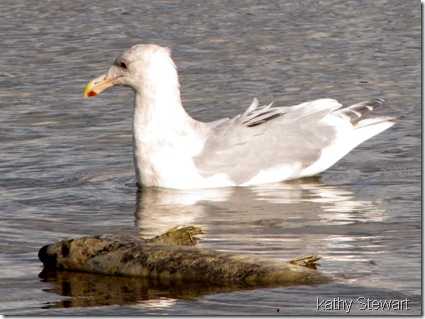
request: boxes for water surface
[0,0,420,315]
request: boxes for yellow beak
[83,74,115,98]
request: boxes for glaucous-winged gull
[84,44,395,189]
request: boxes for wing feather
[193,98,393,185]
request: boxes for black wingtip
[373,97,385,105]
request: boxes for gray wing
[193,98,344,184]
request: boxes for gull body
[84,44,395,189]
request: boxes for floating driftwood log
[39,226,333,286]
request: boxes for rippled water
[0,0,421,315]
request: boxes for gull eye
[115,58,128,70]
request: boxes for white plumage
[84,44,395,189]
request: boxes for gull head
[84,44,175,98]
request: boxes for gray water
[0,0,421,315]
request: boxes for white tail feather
[301,118,395,177]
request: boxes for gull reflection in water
[135,178,386,238]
